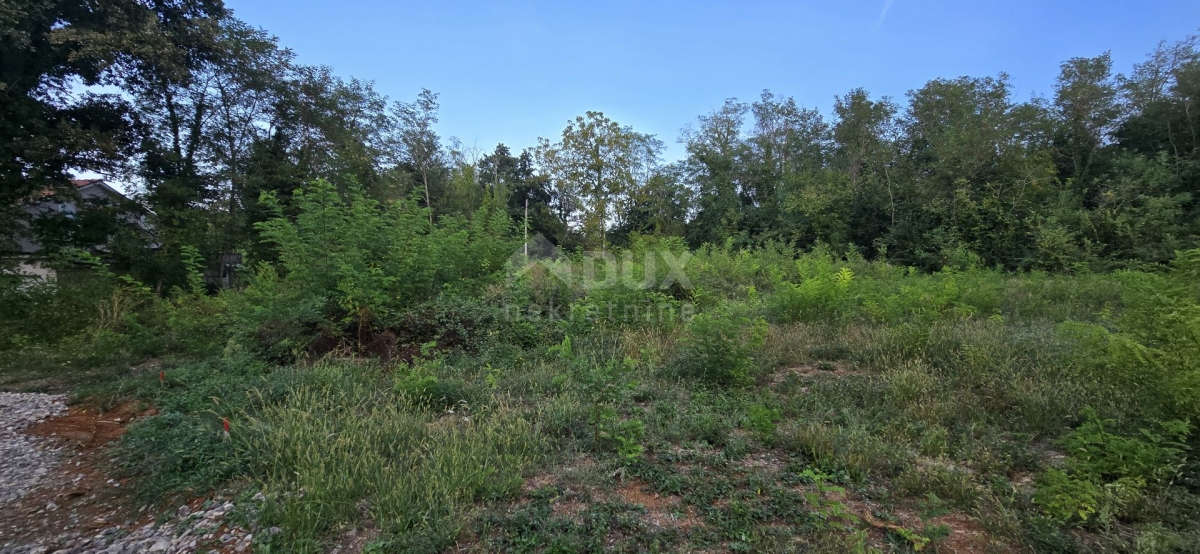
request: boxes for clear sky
[224,0,1200,161]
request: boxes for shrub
[565,286,683,332]
[1102,250,1200,423]
[746,403,781,445]
[1062,415,1188,485]
[0,252,125,350]
[553,336,645,461]
[674,307,768,387]
[394,369,474,411]
[769,255,856,323]
[1034,413,1188,526]
[227,264,327,361]
[1033,469,1102,524]
[245,180,515,353]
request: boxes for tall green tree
[831,88,900,254]
[751,91,830,175]
[681,99,751,247]
[748,90,832,242]
[612,163,692,243]
[536,112,661,251]
[129,19,290,278]
[895,74,1055,268]
[393,89,445,223]
[479,144,568,245]
[1051,53,1120,191]
[1,0,225,251]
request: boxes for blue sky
[225,0,1200,161]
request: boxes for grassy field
[3,243,1199,553]
[7,6,1200,552]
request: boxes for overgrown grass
[5,244,1200,551]
[243,363,543,552]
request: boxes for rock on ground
[0,393,253,553]
[3,499,254,553]
[0,392,67,505]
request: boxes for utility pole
[524,197,529,260]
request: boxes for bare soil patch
[0,402,153,548]
[614,480,702,531]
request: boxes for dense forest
[4,2,1200,553]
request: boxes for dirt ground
[0,402,154,547]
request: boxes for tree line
[4,1,1198,289]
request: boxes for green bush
[228,263,327,361]
[674,307,768,387]
[395,368,474,410]
[0,255,124,350]
[1034,412,1188,526]
[1033,468,1102,524]
[245,180,515,353]
[769,254,856,323]
[746,402,781,445]
[551,336,646,461]
[565,286,683,332]
[1062,415,1188,485]
[1103,250,1200,423]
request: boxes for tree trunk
[422,168,434,224]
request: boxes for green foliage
[109,355,276,501]
[610,416,647,464]
[0,0,224,236]
[675,308,768,387]
[553,336,646,463]
[1034,468,1102,524]
[1105,250,1200,423]
[4,240,1197,550]
[0,252,180,364]
[1034,412,1189,526]
[770,255,857,322]
[746,403,781,445]
[780,421,912,482]
[151,248,234,357]
[8,11,1200,553]
[119,412,241,503]
[0,256,126,351]
[394,364,474,411]
[1042,249,1200,473]
[534,111,663,251]
[1062,415,1189,485]
[236,179,514,355]
[242,362,542,552]
[797,469,860,531]
[567,285,683,332]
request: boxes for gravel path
[0,392,67,504]
[0,393,255,554]
[2,501,259,554]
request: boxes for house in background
[9,179,148,280]
[10,179,244,289]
